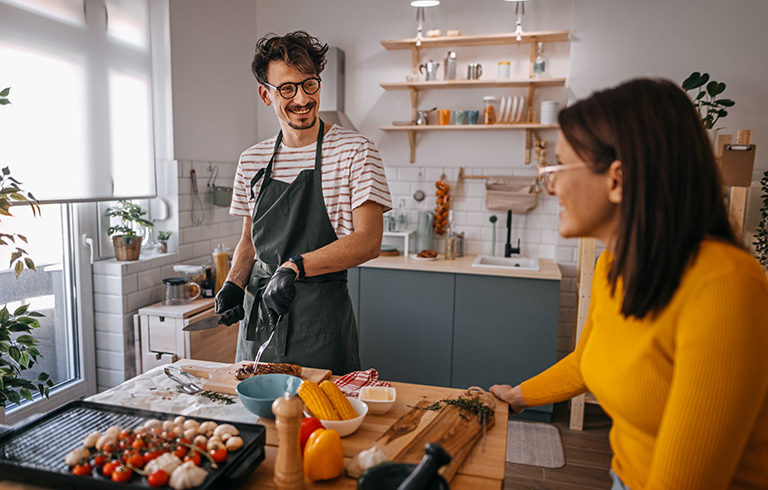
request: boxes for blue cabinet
[357,268,454,387]
[353,266,560,421]
[452,274,559,421]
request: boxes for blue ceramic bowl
[236,374,302,419]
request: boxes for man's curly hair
[251,31,328,85]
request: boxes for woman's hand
[489,384,528,415]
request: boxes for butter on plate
[359,386,397,415]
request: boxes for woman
[490,78,768,490]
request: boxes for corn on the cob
[297,380,340,421]
[320,380,358,420]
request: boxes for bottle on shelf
[212,244,230,294]
[532,42,547,79]
[202,266,214,298]
[395,199,408,232]
[444,51,457,81]
[444,211,457,260]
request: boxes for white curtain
[0,0,157,203]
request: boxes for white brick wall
[91,159,241,392]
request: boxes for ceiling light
[411,1,440,7]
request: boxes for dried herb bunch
[414,395,495,424]
[754,170,768,271]
[198,390,235,405]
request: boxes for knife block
[134,298,236,373]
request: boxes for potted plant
[754,170,768,273]
[105,200,154,261]
[681,72,735,130]
[1,86,54,408]
[157,230,172,254]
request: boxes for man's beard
[288,114,317,130]
[287,101,317,130]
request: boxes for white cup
[540,101,559,125]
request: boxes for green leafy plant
[1,86,54,407]
[105,200,154,245]
[754,170,768,271]
[681,72,735,130]
[157,230,172,242]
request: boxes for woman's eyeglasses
[538,163,588,193]
[263,77,321,99]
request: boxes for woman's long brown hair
[558,78,738,319]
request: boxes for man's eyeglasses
[538,163,588,193]
[263,77,321,99]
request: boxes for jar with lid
[212,244,231,294]
[173,264,204,289]
[533,42,547,79]
[483,96,497,125]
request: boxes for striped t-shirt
[229,124,392,237]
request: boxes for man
[215,31,391,374]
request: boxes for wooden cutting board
[346,396,496,482]
[178,361,332,396]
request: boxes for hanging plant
[753,170,768,271]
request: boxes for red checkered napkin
[333,368,391,398]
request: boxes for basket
[112,235,143,261]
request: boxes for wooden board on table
[346,397,495,482]
[178,361,331,395]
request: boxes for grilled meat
[235,362,302,380]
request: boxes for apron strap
[249,132,283,200]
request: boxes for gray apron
[235,120,360,374]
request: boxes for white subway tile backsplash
[93,274,123,294]
[94,293,125,314]
[97,368,126,391]
[127,288,154,313]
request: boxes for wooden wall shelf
[380,30,570,50]
[380,124,559,131]
[380,78,567,91]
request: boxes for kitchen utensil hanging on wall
[191,167,204,225]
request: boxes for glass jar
[212,244,231,294]
[533,42,547,79]
[483,96,497,125]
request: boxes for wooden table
[0,363,508,490]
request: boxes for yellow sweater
[521,240,768,489]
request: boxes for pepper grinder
[272,393,305,490]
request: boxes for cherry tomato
[118,429,133,440]
[102,461,120,477]
[143,450,162,462]
[179,437,191,445]
[151,427,164,436]
[131,437,146,450]
[111,465,133,483]
[162,431,177,441]
[195,442,207,453]
[209,447,227,463]
[118,439,129,450]
[147,470,169,488]
[103,441,118,454]
[127,453,145,469]
[72,463,92,476]
[184,451,202,466]
[92,454,108,468]
[173,446,188,459]
[121,449,137,463]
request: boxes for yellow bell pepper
[303,428,344,481]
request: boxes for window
[0,0,157,203]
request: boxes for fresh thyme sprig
[410,396,494,424]
[198,390,235,405]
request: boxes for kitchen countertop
[361,253,562,281]
[0,360,509,490]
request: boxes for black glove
[263,267,297,328]
[215,280,245,326]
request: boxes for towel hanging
[484,175,539,213]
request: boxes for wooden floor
[505,402,613,490]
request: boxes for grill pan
[0,400,265,489]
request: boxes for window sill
[93,251,180,276]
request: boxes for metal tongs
[164,366,203,394]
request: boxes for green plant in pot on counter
[105,200,154,261]
[0,87,54,407]
[681,72,735,130]
[157,230,172,254]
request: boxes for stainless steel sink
[471,255,540,271]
